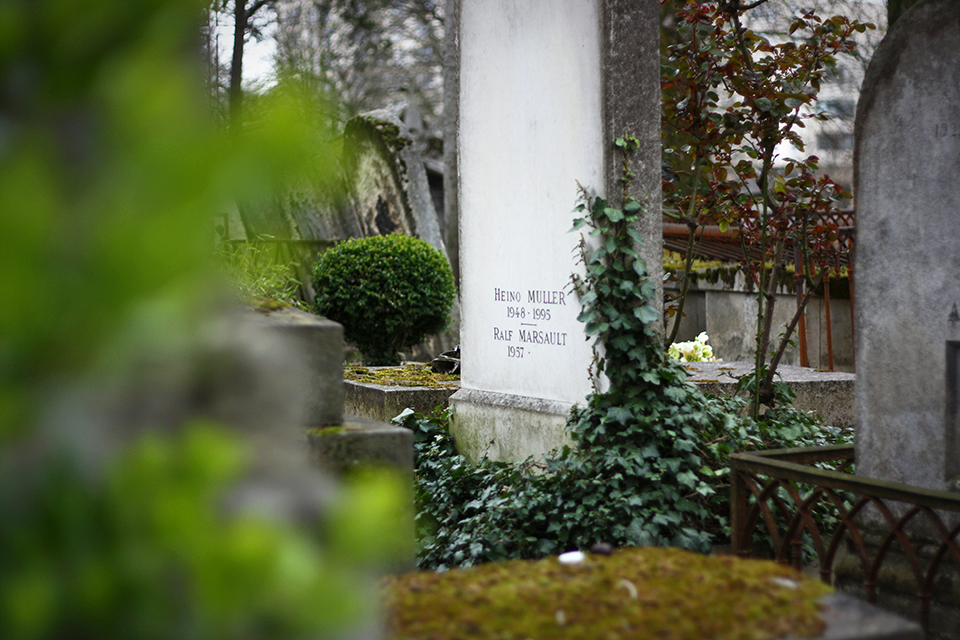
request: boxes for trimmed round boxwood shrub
[312,234,456,365]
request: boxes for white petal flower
[558,551,585,565]
[668,333,716,362]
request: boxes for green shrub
[312,234,456,365]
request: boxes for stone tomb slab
[798,592,922,640]
[684,362,855,430]
[308,414,413,477]
[344,364,855,460]
[344,377,458,423]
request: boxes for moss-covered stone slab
[344,365,459,422]
[383,547,833,640]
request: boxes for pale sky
[211,15,277,91]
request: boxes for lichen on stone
[383,547,831,640]
[345,364,459,389]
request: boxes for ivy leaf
[677,470,699,488]
[663,386,687,402]
[604,207,625,222]
[607,406,634,425]
[626,226,644,243]
[633,305,659,324]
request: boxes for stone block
[854,0,960,492]
[453,0,661,462]
[308,414,413,476]
[802,592,922,640]
[682,361,855,429]
[344,378,457,423]
[254,307,345,427]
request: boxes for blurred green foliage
[0,0,305,430]
[0,423,384,639]
[0,0,405,636]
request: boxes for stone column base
[448,388,578,463]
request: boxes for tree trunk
[230,0,247,122]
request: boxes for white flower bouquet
[668,331,716,362]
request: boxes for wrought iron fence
[730,445,960,636]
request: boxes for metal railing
[730,445,960,636]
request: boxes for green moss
[384,547,831,640]
[307,426,348,435]
[345,364,459,389]
[249,297,293,312]
[351,115,411,156]
[342,114,412,211]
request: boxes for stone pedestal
[308,415,414,477]
[255,307,414,477]
[255,307,345,427]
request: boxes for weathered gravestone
[233,109,446,259]
[855,0,960,493]
[449,1,661,462]
[342,110,448,257]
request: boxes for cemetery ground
[355,363,909,640]
[249,253,865,638]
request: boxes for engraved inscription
[518,329,567,346]
[528,290,566,305]
[492,287,571,360]
[494,288,522,302]
[934,122,960,138]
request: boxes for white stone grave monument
[449,1,661,462]
[855,0,960,492]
